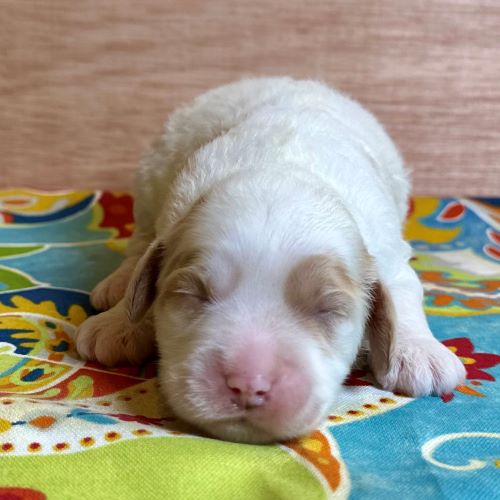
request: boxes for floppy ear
[125,240,165,323]
[366,281,395,375]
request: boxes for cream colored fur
[76,77,465,443]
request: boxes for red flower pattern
[97,192,134,238]
[441,337,500,402]
[0,487,46,499]
[437,201,466,222]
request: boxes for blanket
[0,190,499,499]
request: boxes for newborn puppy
[76,77,465,443]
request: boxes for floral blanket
[0,190,499,500]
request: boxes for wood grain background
[1,0,499,195]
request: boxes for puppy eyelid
[171,288,206,298]
[170,285,214,304]
[193,293,211,303]
[314,290,351,317]
[315,309,348,322]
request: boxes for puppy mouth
[198,399,323,444]
[211,405,266,424]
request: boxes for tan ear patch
[285,255,357,319]
[125,241,165,323]
[366,281,395,375]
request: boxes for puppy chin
[201,419,279,444]
[183,411,324,445]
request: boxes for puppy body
[78,78,465,443]
[137,77,408,272]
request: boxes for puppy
[76,77,465,443]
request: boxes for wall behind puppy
[1,0,499,195]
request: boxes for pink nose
[226,374,271,409]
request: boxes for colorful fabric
[0,190,499,499]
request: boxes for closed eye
[314,290,351,318]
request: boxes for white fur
[77,77,465,443]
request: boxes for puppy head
[126,192,392,443]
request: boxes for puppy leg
[91,231,152,311]
[370,265,466,396]
[76,299,155,366]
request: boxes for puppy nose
[226,374,271,409]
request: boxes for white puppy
[76,77,465,443]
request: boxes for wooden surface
[1,0,499,195]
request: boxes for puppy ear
[366,281,395,375]
[125,240,165,323]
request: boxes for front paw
[374,337,466,396]
[75,310,155,367]
[90,271,130,311]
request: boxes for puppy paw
[374,337,466,396]
[90,270,130,311]
[76,309,155,367]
